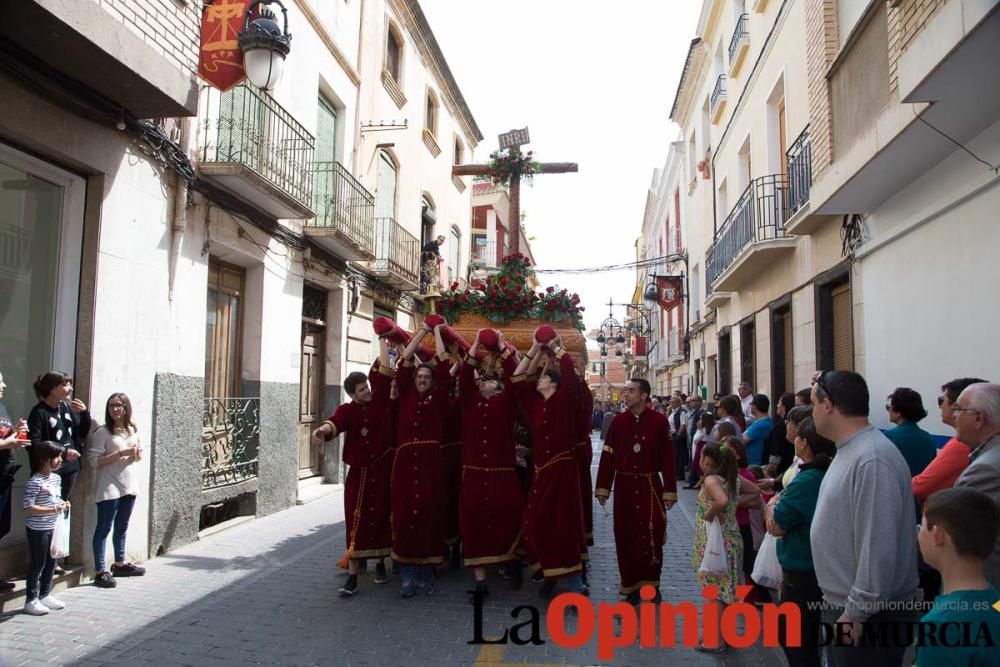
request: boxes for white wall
[857,118,1000,436]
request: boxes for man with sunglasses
[808,370,919,666]
[952,382,1000,589]
[912,378,987,504]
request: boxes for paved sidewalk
[0,435,786,666]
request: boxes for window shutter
[831,283,853,370]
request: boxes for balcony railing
[728,14,749,64]
[200,84,314,215]
[202,397,260,491]
[310,161,376,254]
[373,217,420,289]
[707,174,789,286]
[786,126,812,216]
[711,75,727,113]
[470,240,503,268]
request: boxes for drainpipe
[168,117,193,302]
[351,0,367,175]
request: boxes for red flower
[546,286,555,294]
[451,282,459,290]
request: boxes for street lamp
[239,1,292,91]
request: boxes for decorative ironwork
[707,174,789,286]
[202,397,260,490]
[311,161,376,254]
[0,222,31,274]
[728,14,749,63]
[470,239,503,269]
[373,217,420,289]
[711,75,727,113]
[201,83,315,211]
[786,126,812,216]
[302,284,327,321]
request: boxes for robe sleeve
[660,416,678,503]
[459,355,478,408]
[369,360,393,409]
[327,403,352,441]
[595,416,617,498]
[396,360,415,396]
[555,350,578,398]
[433,353,453,407]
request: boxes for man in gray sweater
[952,382,1000,588]
[809,370,919,667]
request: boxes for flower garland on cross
[433,254,585,331]
[487,148,543,187]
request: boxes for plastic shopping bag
[698,519,728,576]
[751,532,783,589]
[51,508,70,559]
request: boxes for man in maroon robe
[392,321,451,597]
[595,377,677,603]
[441,358,463,568]
[512,332,588,597]
[459,331,523,595]
[312,337,395,596]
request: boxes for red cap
[424,313,447,329]
[535,325,557,344]
[478,328,500,351]
[373,316,411,345]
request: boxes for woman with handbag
[0,370,30,590]
[765,416,836,667]
[87,393,145,589]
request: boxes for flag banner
[199,0,252,92]
[656,276,684,311]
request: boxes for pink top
[911,436,969,502]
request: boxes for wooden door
[298,323,324,477]
[205,261,244,399]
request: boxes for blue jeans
[92,495,136,572]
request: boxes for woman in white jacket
[88,393,145,589]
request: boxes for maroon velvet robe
[391,356,451,564]
[595,407,678,593]
[513,351,588,578]
[459,351,523,566]
[325,363,394,559]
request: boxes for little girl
[23,441,69,615]
[691,441,760,654]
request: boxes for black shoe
[111,562,146,577]
[530,570,544,584]
[509,562,524,591]
[374,562,389,584]
[94,571,117,589]
[539,579,556,599]
[682,483,698,489]
[338,574,359,597]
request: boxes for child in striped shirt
[23,441,69,616]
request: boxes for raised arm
[401,323,431,362]
[514,339,544,378]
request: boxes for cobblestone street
[1,435,785,666]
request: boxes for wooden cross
[452,128,577,255]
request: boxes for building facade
[0,0,481,584]
[643,0,999,439]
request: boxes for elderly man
[684,395,704,488]
[667,396,688,481]
[809,370,919,667]
[952,382,1000,589]
[738,381,754,425]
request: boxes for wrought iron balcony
[305,161,376,260]
[786,126,812,217]
[199,84,315,219]
[707,174,797,291]
[711,75,727,121]
[202,397,260,491]
[369,217,419,290]
[470,239,503,269]
[728,14,749,71]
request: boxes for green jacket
[772,465,824,572]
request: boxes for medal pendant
[633,443,641,453]
[361,427,369,437]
